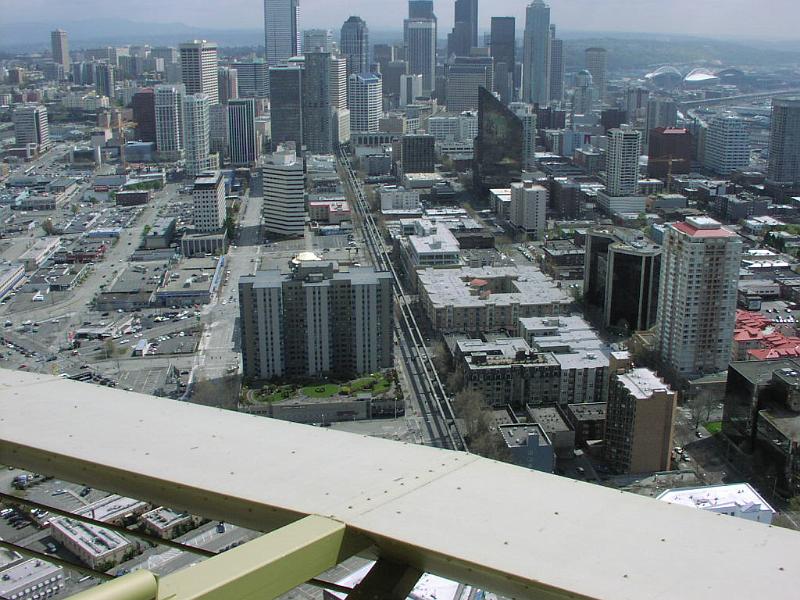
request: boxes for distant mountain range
[2,19,799,70]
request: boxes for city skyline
[3,0,800,40]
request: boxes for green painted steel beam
[157,515,354,600]
[67,571,158,600]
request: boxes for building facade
[656,217,743,380]
[510,181,547,240]
[704,113,750,175]
[192,171,226,233]
[604,366,676,474]
[227,98,259,166]
[182,93,215,177]
[179,40,219,105]
[522,0,550,105]
[348,73,382,133]
[340,16,370,77]
[154,84,185,160]
[239,262,393,380]
[767,97,800,186]
[605,126,641,197]
[12,104,50,152]
[262,144,305,237]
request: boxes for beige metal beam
[156,515,354,600]
[68,571,158,600]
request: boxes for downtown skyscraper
[340,16,370,77]
[490,17,515,104]
[405,18,437,94]
[448,0,478,58]
[180,41,219,105]
[264,0,300,67]
[50,29,70,74]
[228,98,259,167]
[523,0,550,105]
[767,98,800,187]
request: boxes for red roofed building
[733,310,800,361]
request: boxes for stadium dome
[645,66,683,90]
[684,68,720,86]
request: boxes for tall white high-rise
[704,112,750,175]
[264,0,300,67]
[179,41,219,105]
[192,170,226,233]
[656,217,742,380]
[50,30,70,73]
[522,0,550,105]
[329,56,348,110]
[228,99,259,167]
[12,104,50,152]
[606,126,641,197]
[510,181,548,240]
[155,84,185,160]
[263,143,305,237]
[405,18,437,94]
[348,73,382,133]
[183,93,216,177]
[511,103,538,169]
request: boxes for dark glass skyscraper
[302,52,332,153]
[269,63,304,149]
[340,16,370,77]
[767,98,800,186]
[448,0,478,58]
[490,17,515,103]
[473,86,524,198]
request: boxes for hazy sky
[4,0,800,39]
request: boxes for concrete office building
[511,103,538,169]
[605,126,641,197]
[704,113,750,175]
[235,61,270,99]
[179,40,219,105]
[269,62,305,149]
[239,262,393,380]
[656,217,742,380]
[192,171,226,233]
[303,29,333,53]
[182,94,215,177]
[405,18,437,93]
[51,29,70,73]
[262,144,305,237]
[549,26,564,104]
[348,73,382,133]
[264,0,301,68]
[445,57,493,113]
[522,0,550,105]
[302,52,333,153]
[228,98,259,166]
[584,228,662,332]
[510,181,547,240]
[490,17,516,104]
[12,104,50,152]
[340,16,370,77]
[767,98,800,186]
[155,84,185,160]
[605,366,676,474]
[585,47,607,102]
[400,74,423,107]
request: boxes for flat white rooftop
[617,367,672,400]
[657,483,775,516]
